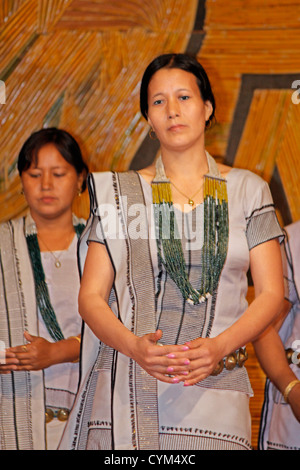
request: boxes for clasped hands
[0,331,55,373]
[132,329,224,386]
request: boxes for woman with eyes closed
[59,54,284,451]
[0,128,88,450]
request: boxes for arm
[0,332,81,373]
[182,238,285,385]
[253,324,300,422]
[78,241,191,383]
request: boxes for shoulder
[136,164,156,185]
[0,217,23,231]
[0,217,24,248]
[226,167,270,193]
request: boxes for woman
[59,54,284,450]
[255,221,300,450]
[0,128,88,450]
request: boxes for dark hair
[140,53,216,127]
[17,127,89,191]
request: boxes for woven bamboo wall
[0,0,198,222]
[199,0,300,225]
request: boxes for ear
[147,115,154,130]
[204,100,213,122]
[77,172,85,193]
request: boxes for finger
[1,357,20,366]
[15,353,35,365]
[24,331,35,343]
[182,365,214,386]
[152,371,186,384]
[14,364,34,371]
[3,350,17,358]
[0,363,19,372]
[8,344,29,354]
[152,344,190,360]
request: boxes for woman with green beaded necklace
[60,54,284,451]
[0,128,88,449]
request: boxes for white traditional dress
[59,164,283,450]
[259,221,300,450]
[0,215,84,450]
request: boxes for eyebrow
[151,88,191,98]
[30,165,67,170]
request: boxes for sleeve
[87,215,105,244]
[281,226,300,306]
[85,173,106,245]
[244,173,284,250]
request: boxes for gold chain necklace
[37,232,74,268]
[170,180,204,206]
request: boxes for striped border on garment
[0,221,34,449]
[116,171,160,450]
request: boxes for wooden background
[1,0,300,449]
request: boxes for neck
[160,148,209,179]
[30,210,75,236]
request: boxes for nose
[167,98,180,119]
[41,171,53,190]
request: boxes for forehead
[28,143,70,168]
[148,68,199,95]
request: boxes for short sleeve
[244,174,284,250]
[87,214,105,244]
[86,173,106,245]
[281,226,300,305]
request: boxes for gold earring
[205,118,213,130]
[149,128,157,140]
[77,188,82,197]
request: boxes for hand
[5,331,56,371]
[179,336,224,386]
[0,349,20,374]
[131,330,191,384]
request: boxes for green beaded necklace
[152,153,229,305]
[25,215,85,342]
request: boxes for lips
[168,124,186,132]
[40,197,57,204]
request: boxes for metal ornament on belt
[211,348,248,376]
[45,408,69,423]
[286,348,300,367]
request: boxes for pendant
[54,260,61,268]
[188,199,194,206]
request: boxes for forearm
[53,335,81,364]
[253,325,300,422]
[215,290,284,359]
[79,292,138,358]
[253,326,297,393]
[44,335,81,367]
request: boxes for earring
[205,118,214,130]
[77,188,82,197]
[149,128,157,140]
